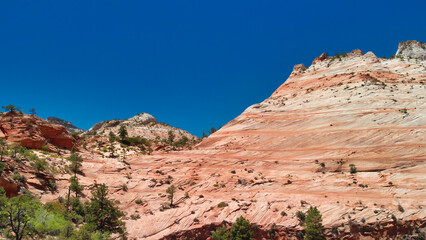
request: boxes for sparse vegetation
[349,164,357,174]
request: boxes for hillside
[1,40,424,239]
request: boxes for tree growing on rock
[304,206,325,240]
[118,126,128,141]
[29,108,36,116]
[2,104,17,113]
[230,216,253,240]
[166,184,176,207]
[85,183,126,237]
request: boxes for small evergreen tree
[85,183,126,237]
[304,206,325,240]
[209,127,217,135]
[166,185,176,207]
[2,104,17,112]
[202,130,208,138]
[118,126,128,141]
[230,216,253,240]
[211,227,230,240]
[29,108,36,116]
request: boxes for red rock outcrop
[0,112,75,150]
[0,177,19,197]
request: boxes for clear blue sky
[1,0,425,136]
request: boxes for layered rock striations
[38,41,426,239]
[0,112,75,150]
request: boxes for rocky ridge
[46,116,84,134]
[88,112,196,141]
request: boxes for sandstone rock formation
[0,112,75,150]
[37,41,425,239]
[88,112,196,142]
[46,116,84,134]
[396,40,426,60]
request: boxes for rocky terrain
[0,111,75,150]
[46,116,84,134]
[0,40,425,239]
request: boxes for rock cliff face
[46,117,84,134]
[40,41,425,239]
[396,40,426,60]
[0,112,75,150]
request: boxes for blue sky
[1,0,425,136]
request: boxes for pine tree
[304,206,325,240]
[211,227,230,240]
[85,183,126,236]
[118,126,128,141]
[166,185,176,207]
[2,104,17,113]
[230,216,253,240]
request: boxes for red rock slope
[47,41,425,239]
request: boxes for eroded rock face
[0,112,75,150]
[39,42,425,239]
[46,117,84,134]
[88,113,196,141]
[396,40,426,60]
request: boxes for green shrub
[349,164,357,174]
[217,202,228,208]
[296,211,306,223]
[135,199,142,204]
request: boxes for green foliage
[304,206,325,240]
[166,185,176,207]
[32,207,69,237]
[85,183,126,236]
[349,164,357,174]
[209,127,217,135]
[217,202,228,208]
[0,191,40,240]
[2,104,17,112]
[108,131,117,143]
[296,211,306,223]
[34,157,48,173]
[230,216,253,240]
[0,138,7,161]
[29,108,36,116]
[118,126,128,140]
[69,176,84,197]
[202,130,208,138]
[167,130,175,144]
[0,161,5,175]
[68,152,83,175]
[211,227,230,240]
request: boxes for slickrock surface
[0,112,75,150]
[42,41,425,239]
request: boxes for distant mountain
[46,116,84,134]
